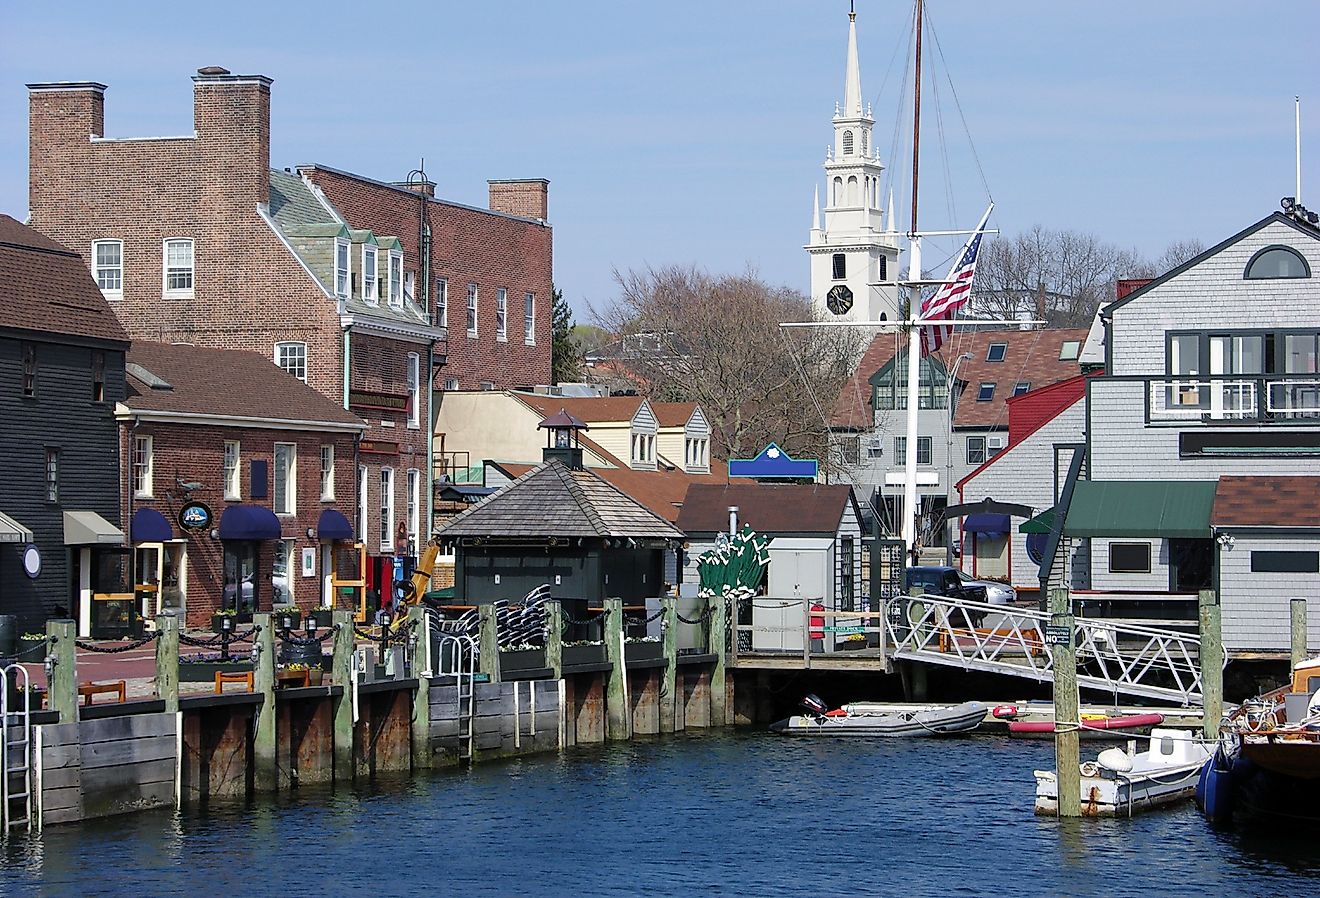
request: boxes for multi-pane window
[685,437,710,470]
[524,293,535,344]
[275,342,307,382]
[977,383,996,401]
[406,469,420,555]
[380,468,395,552]
[444,377,460,391]
[273,443,296,516]
[495,288,508,340]
[388,251,403,307]
[45,449,59,503]
[467,284,478,336]
[986,343,1007,362]
[320,445,335,501]
[274,539,295,605]
[631,433,655,465]
[893,436,906,465]
[892,436,931,465]
[21,343,35,397]
[967,436,987,465]
[163,239,194,296]
[334,240,349,298]
[435,278,448,327]
[479,380,495,391]
[93,240,122,294]
[873,354,949,410]
[357,465,368,543]
[132,435,153,498]
[91,350,106,402]
[362,246,378,302]
[406,353,420,429]
[224,441,241,499]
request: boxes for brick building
[26,66,552,585]
[118,342,366,628]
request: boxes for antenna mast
[1297,96,1303,205]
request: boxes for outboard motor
[800,694,829,717]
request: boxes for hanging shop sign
[178,501,214,533]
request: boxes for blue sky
[2,1,1317,317]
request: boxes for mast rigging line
[923,5,994,203]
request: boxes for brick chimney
[27,82,107,220]
[488,178,549,221]
[192,67,272,206]
[393,179,436,198]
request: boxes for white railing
[1266,378,1320,419]
[887,593,1213,705]
[1148,379,1257,422]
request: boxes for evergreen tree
[551,286,582,384]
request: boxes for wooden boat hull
[769,701,986,737]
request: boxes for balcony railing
[1147,377,1320,423]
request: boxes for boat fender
[1079,761,1100,777]
[825,709,849,717]
[1096,747,1134,773]
[991,704,1019,720]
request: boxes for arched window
[1244,245,1310,279]
[832,177,843,205]
[842,130,854,155]
[847,176,859,206]
[832,254,846,280]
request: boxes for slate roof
[1213,476,1320,529]
[831,327,1090,431]
[123,341,366,427]
[677,483,857,535]
[0,214,129,345]
[440,459,684,539]
[269,168,336,232]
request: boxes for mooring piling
[1200,590,1222,741]
[1050,587,1080,818]
[155,610,179,713]
[1291,597,1308,672]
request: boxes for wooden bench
[214,671,254,694]
[79,680,126,706]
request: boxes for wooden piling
[45,619,77,723]
[155,610,179,713]
[709,594,727,726]
[331,609,355,782]
[1049,587,1081,819]
[1291,597,1308,671]
[660,596,677,734]
[479,604,500,684]
[546,599,563,679]
[604,597,630,741]
[252,613,276,792]
[408,605,431,771]
[1200,589,1223,741]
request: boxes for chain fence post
[660,596,677,734]
[546,600,563,680]
[604,597,630,741]
[155,610,179,713]
[252,613,276,792]
[46,619,77,724]
[331,610,355,783]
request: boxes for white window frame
[404,270,415,307]
[406,352,421,429]
[357,464,368,543]
[320,444,335,502]
[93,239,123,297]
[916,436,933,466]
[133,435,153,498]
[273,442,297,517]
[406,468,420,555]
[380,467,395,553]
[334,239,349,299]
[388,251,404,308]
[467,284,478,337]
[495,288,508,341]
[275,341,308,383]
[435,278,448,328]
[362,245,378,304]
[444,377,460,391]
[275,538,295,605]
[524,292,535,345]
[224,440,242,500]
[162,238,194,298]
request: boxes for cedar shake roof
[0,214,129,346]
[830,327,1090,431]
[440,459,684,539]
[1213,476,1320,529]
[677,483,857,535]
[123,341,366,427]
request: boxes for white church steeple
[806,9,900,324]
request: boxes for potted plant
[562,640,607,667]
[178,652,255,682]
[274,606,302,632]
[499,643,547,674]
[624,636,664,663]
[211,610,238,634]
[17,633,46,663]
[309,607,334,630]
[277,662,310,688]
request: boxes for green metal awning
[1063,481,1216,539]
[1019,507,1056,534]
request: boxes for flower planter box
[179,660,255,683]
[499,648,547,674]
[562,643,607,667]
[624,641,664,663]
[17,638,47,663]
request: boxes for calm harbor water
[3,731,1318,897]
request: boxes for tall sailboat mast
[901,0,926,558]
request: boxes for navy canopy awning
[963,513,1010,535]
[131,507,173,543]
[218,505,282,541]
[317,508,354,541]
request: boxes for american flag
[919,204,993,356]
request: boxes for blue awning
[131,507,173,543]
[964,513,1010,535]
[218,505,282,541]
[317,508,354,541]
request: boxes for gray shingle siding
[1219,535,1320,652]
[1089,538,1171,592]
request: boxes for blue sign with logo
[178,501,214,533]
[728,443,818,480]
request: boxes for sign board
[728,443,818,480]
[1044,624,1072,646]
[177,501,213,533]
[825,625,865,634]
[884,471,940,487]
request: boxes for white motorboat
[1034,728,1211,816]
[770,695,986,737]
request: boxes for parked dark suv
[903,566,991,626]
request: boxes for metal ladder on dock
[1,663,32,834]
[434,630,478,763]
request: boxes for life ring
[991,704,1019,720]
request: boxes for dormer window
[1244,245,1310,279]
[631,432,655,466]
[334,239,349,299]
[362,245,377,303]
[684,436,710,473]
[388,251,403,307]
[842,130,854,155]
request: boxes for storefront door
[222,542,259,620]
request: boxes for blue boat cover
[131,507,172,543]
[317,508,354,541]
[964,513,1010,535]
[218,505,282,541]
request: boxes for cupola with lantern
[538,408,589,470]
